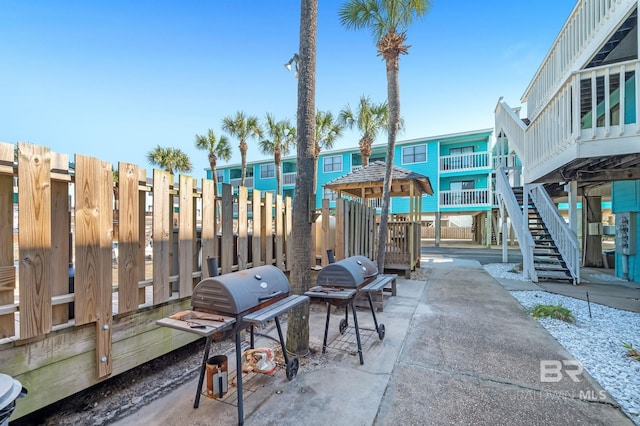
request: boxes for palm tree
[339,0,430,269]
[221,111,263,187]
[146,145,193,175]
[259,113,296,196]
[315,110,343,191]
[286,0,317,357]
[338,95,388,167]
[194,129,232,197]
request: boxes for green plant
[622,342,640,361]
[509,263,523,273]
[529,304,575,323]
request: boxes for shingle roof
[324,161,433,199]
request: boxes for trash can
[205,355,228,399]
[0,374,27,426]
[603,250,615,269]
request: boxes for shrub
[508,263,523,274]
[622,342,640,362]
[529,304,575,323]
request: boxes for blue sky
[1,0,576,176]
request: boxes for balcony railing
[439,189,491,207]
[525,0,636,120]
[229,176,254,188]
[525,60,640,181]
[440,152,490,172]
[367,197,391,210]
[282,172,297,186]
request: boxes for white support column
[620,64,626,136]
[435,211,441,247]
[567,180,578,235]
[572,74,581,140]
[591,71,597,138]
[636,62,640,134]
[604,68,610,136]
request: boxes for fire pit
[158,265,309,426]
[305,256,396,364]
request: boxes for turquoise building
[212,128,493,226]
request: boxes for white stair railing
[494,100,527,161]
[529,184,580,284]
[495,165,537,282]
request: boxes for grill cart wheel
[339,319,348,334]
[377,324,385,340]
[286,358,299,380]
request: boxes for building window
[216,171,224,183]
[402,145,426,164]
[323,188,337,201]
[323,155,343,173]
[450,146,474,168]
[450,180,475,204]
[260,164,275,179]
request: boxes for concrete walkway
[114,257,636,425]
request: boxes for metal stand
[235,332,244,426]
[322,301,364,365]
[193,336,213,409]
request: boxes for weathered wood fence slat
[0,142,305,420]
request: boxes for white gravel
[483,263,640,425]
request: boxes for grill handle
[258,291,283,301]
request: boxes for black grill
[306,255,387,365]
[192,265,290,318]
[159,265,308,426]
[315,255,378,288]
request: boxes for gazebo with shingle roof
[323,161,433,201]
[323,161,433,274]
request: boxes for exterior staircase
[512,187,574,282]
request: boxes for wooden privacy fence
[0,142,294,419]
[311,198,377,267]
[421,226,473,240]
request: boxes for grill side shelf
[360,274,397,293]
[243,295,310,325]
[304,287,357,300]
[156,316,236,337]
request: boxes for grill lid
[191,265,290,315]
[316,255,378,288]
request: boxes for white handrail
[529,184,580,284]
[494,100,527,162]
[495,165,537,281]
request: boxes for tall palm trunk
[286,0,316,355]
[376,55,400,270]
[360,136,372,166]
[239,140,248,187]
[274,150,282,196]
[209,153,218,198]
